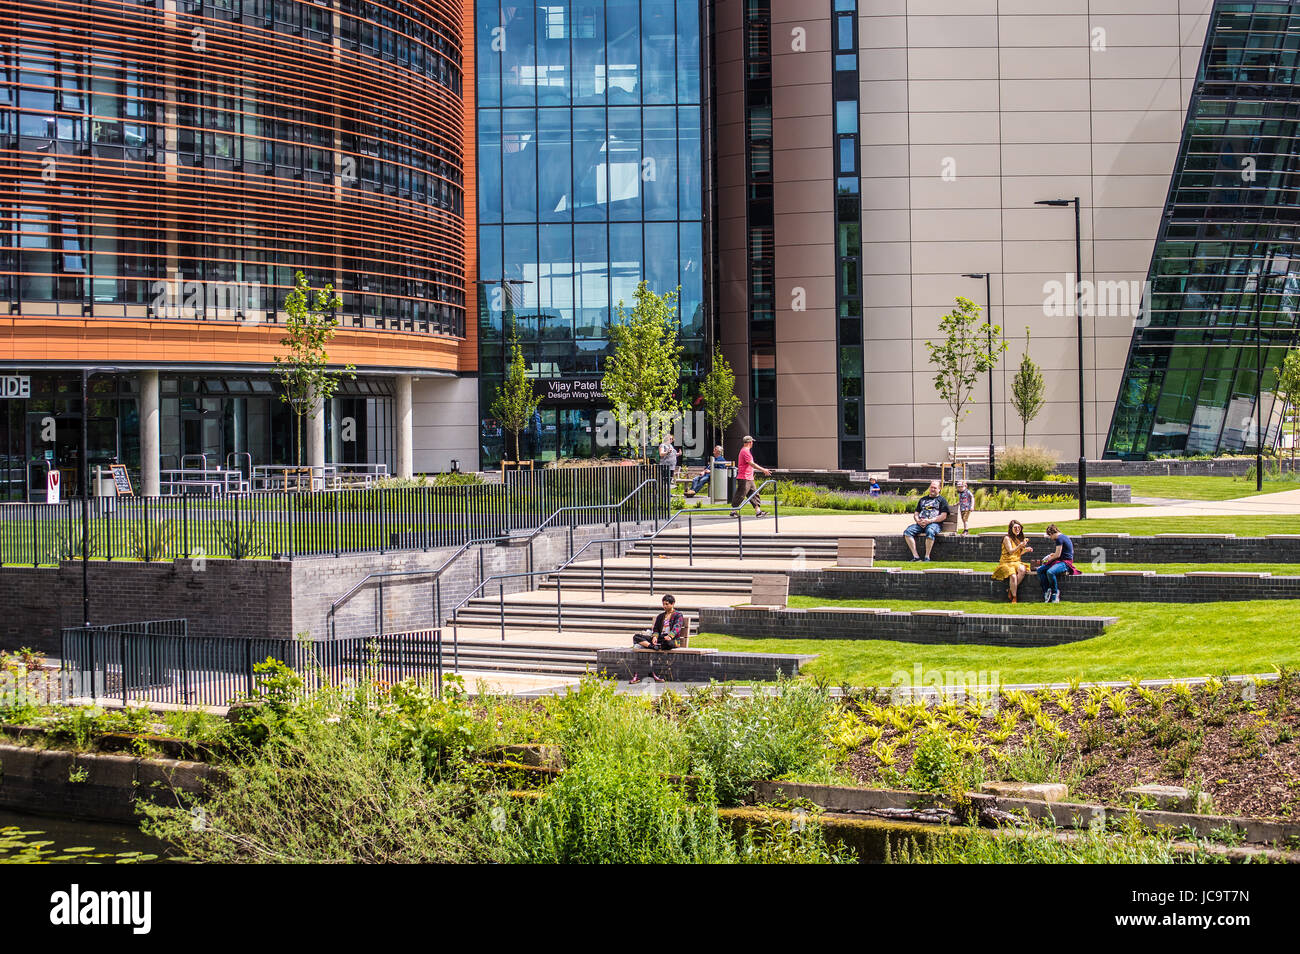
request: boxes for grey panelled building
[475,0,1287,470]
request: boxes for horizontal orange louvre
[2,0,474,373]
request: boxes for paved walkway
[679,486,1300,536]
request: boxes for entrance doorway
[23,413,118,501]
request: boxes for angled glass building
[473,0,707,464]
[1106,0,1300,458]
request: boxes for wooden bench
[836,538,875,567]
[750,573,789,607]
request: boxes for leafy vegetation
[996,445,1057,481]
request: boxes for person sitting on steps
[630,595,686,684]
[902,479,950,561]
[1036,524,1080,603]
[992,519,1033,603]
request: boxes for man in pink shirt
[729,435,771,517]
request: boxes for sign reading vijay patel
[543,378,606,404]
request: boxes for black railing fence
[0,465,666,566]
[61,620,444,708]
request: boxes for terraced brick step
[439,640,600,676]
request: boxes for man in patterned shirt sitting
[629,595,686,684]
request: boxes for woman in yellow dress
[992,519,1033,602]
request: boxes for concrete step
[439,640,599,676]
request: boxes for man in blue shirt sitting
[1036,524,1079,603]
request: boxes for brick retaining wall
[1,521,653,653]
[868,532,1300,564]
[594,647,814,681]
[788,566,1300,603]
[699,605,1113,647]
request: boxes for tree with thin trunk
[1275,347,1300,468]
[925,296,1006,455]
[491,325,541,464]
[700,345,742,448]
[273,271,355,468]
[1010,326,1047,446]
[601,281,683,460]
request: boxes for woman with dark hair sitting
[630,594,686,684]
[992,519,1033,603]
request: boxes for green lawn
[696,597,1300,685]
[1122,474,1300,500]
[1012,515,1300,536]
[874,559,1300,575]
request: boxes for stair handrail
[327,478,662,639]
[511,477,662,545]
[442,478,780,637]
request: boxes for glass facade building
[474,0,707,464]
[1106,0,1300,458]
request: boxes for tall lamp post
[1034,197,1087,520]
[962,272,996,479]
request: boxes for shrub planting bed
[844,671,1300,820]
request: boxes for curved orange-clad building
[0,0,477,499]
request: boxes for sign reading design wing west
[543,379,606,403]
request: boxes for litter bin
[710,462,734,504]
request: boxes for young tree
[700,345,742,448]
[1010,326,1047,446]
[490,327,541,464]
[925,295,1006,455]
[1275,347,1300,467]
[601,281,683,459]
[273,271,355,467]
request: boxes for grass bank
[695,597,1300,686]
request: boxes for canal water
[0,809,170,863]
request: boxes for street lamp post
[1035,197,1087,520]
[962,272,996,479]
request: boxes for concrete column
[307,389,326,488]
[140,370,161,497]
[396,373,414,478]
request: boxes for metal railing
[0,465,667,566]
[443,478,780,642]
[324,478,662,671]
[61,620,445,706]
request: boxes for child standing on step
[955,479,975,534]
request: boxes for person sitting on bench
[630,595,686,684]
[686,446,726,497]
[903,479,950,561]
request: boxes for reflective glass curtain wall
[832,0,863,470]
[1106,0,1300,458]
[476,0,706,465]
[743,0,776,465]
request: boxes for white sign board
[46,468,61,504]
[0,375,30,399]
